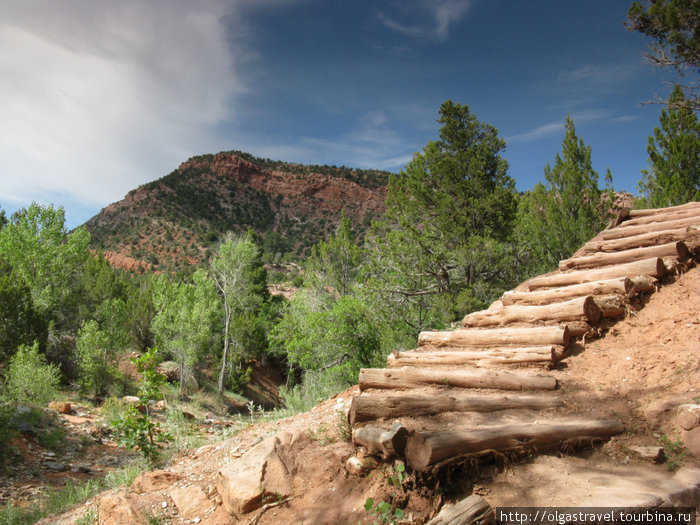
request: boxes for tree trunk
[627,201,700,218]
[405,420,624,470]
[573,225,700,257]
[597,215,700,241]
[358,366,557,392]
[427,495,494,525]
[621,203,700,226]
[564,321,592,337]
[558,242,689,271]
[349,391,564,425]
[524,257,666,290]
[593,295,626,318]
[418,326,569,348]
[462,296,600,328]
[501,277,634,306]
[352,422,408,459]
[387,346,562,368]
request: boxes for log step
[501,276,655,306]
[387,346,563,368]
[462,295,601,328]
[524,257,666,290]
[405,419,624,470]
[427,495,494,525]
[418,326,569,348]
[573,225,700,257]
[349,390,564,425]
[558,241,689,272]
[597,215,700,241]
[358,366,557,392]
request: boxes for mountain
[84,151,389,272]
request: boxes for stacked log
[573,225,700,257]
[387,346,562,368]
[404,420,624,470]
[524,258,666,290]
[462,295,601,327]
[353,422,408,459]
[418,326,569,348]
[559,242,689,271]
[627,201,700,218]
[427,495,494,525]
[597,215,700,241]
[358,367,557,392]
[500,276,655,306]
[349,391,564,425]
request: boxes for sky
[0,0,680,229]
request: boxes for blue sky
[0,0,679,229]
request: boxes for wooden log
[427,494,494,525]
[525,258,666,290]
[628,201,700,218]
[628,274,657,294]
[597,215,700,241]
[358,366,557,392]
[501,278,633,306]
[593,295,626,318]
[563,321,592,337]
[619,204,700,227]
[405,420,624,470]
[349,391,564,425]
[418,326,569,348]
[573,225,700,257]
[353,422,408,459]
[559,242,689,271]
[463,296,601,327]
[387,347,559,368]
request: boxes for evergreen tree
[517,116,613,274]
[638,85,700,207]
[365,100,518,333]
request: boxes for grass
[659,433,689,471]
[0,463,144,525]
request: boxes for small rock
[48,401,73,414]
[629,446,665,462]
[122,396,141,404]
[42,461,66,472]
[681,427,700,458]
[677,404,700,431]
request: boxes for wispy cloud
[507,110,610,143]
[377,0,474,41]
[0,0,258,217]
[557,63,642,92]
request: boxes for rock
[345,457,364,476]
[681,427,700,458]
[677,404,700,431]
[643,401,673,427]
[629,446,665,462]
[42,461,66,472]
[48,401,73,414]
[170,485,210,520]
[132,470,182,494]
[122,396,141,405]
[158,361,180,382]
[98,493,147,525]
[181,411,195,420]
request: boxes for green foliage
[0,402,18,468]
[210,232,270,394]
[364,498,405,525]
[0,259,47,363]
[0,203,90,334]
[637,85,700,207]
[306,214,362,296]
[111,348,172,466]
[3,342,60,406]
[626,0,699,110]
[75,299,129,398]
[365,100,518,333]
[151,269,219,396]
[659,433,689,470]
[99,396,132,427]
[516,116,613,274]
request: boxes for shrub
[3,342,60,406]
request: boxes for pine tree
[517,116,613,273]
[638,85,700,207]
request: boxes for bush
[3,342,60,406]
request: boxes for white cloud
[0,0,248,214]
[507,110,609,143]
[378,0,473,41]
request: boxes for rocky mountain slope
[85,151,389,271]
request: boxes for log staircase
[350,201,700,472]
